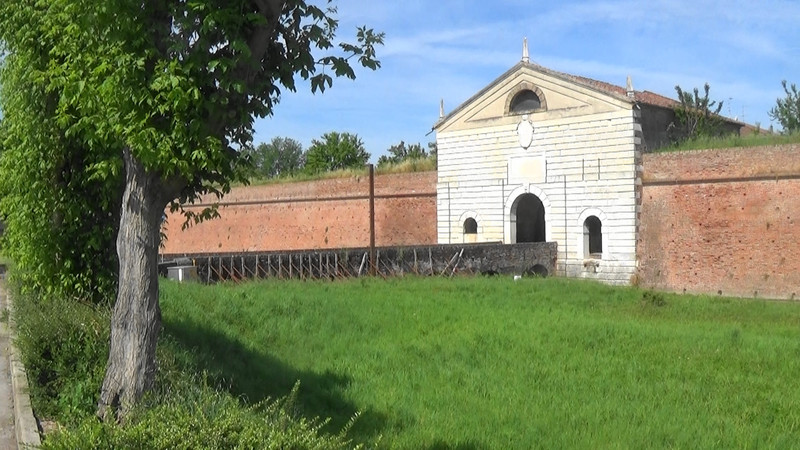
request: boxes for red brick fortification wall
[639,144,800,299]
[160,172,437,254]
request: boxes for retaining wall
[160,145,800,298]
[160,172,437,253]
[638,144,800,299]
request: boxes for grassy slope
[160,277,800,449]
[660,132,800,152]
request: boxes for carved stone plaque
[516,115,534,149]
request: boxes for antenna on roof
[439,99,444,119]
[522,37,530,63]
[626,75,635,99]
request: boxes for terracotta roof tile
[547,69,680,109]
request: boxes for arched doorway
[512,193,546,243]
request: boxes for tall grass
[160,277,800,449]
[243,156,436,187]
[662,131,800,152]
[10,282,366,449]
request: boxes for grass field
[160,276,800,449]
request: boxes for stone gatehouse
[433,44,741,285]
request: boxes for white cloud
[252,0,800,159]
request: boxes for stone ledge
[2,282,42,448]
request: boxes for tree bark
[97,148,179,421]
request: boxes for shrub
[11,282,367,447]
[11,288,110,424]
[42,383,366,450]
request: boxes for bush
[11,282,367,448]
[42,383,366,450]
[11,288,110,425]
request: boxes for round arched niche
[505,82,547,115]
[458,210,481,243]
[576,207,610,260]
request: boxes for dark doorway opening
[513,193,546,243]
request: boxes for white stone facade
[435,62,642,284]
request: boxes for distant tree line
[242,132,436,180]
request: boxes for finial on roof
[439,99,444,119]
[522,37,530,63]
[626,75,635,99]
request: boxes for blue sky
[254,0,800,162]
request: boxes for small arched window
[584,216,602,257]
[464,218,478,234]
[510,90,541,114]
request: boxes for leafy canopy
[0,0,384,299]
[304,131,370,173]
[0,0,123,302]
[670,83,726,143]
[769,80,800,134]
[3,0,384,215]
[241,137,306,179]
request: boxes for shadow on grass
[161,318,388,442]
[427,440,487,450]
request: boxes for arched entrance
[512,193,546,243]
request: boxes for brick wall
[160,172,438,254]
[162,146,800,299]
[638,144,800,299]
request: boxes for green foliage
[769,80,800,134]
[241,137,306,180]
[0,0,383,286]
[374,156,436,174]
[376,141,428,167]
[641,289,666,307]
[0,0,383,414]
[670,83,729,144]
[657,130,800,152]
[11,290,110,425]
[304,132,370,174]
[42,383,362,450]
[377,141,437,169]
[0,1,122,302]
[427,141,438,167]
[158,277,800,448]
[12,282,367,448]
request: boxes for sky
[253,0,800,163]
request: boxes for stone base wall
[638,144,800,299]
[162,242,558,282]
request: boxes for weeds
[661,131,800,152]
[11,292,110,425]
[10,279,370,449]
[242,158,435,187]
[641,289,667,307]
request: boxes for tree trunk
[97,148,178,421]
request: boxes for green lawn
[160,276,800,449]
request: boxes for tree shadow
[161,317,388,442]
[426,441,487,450]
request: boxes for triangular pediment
[435,62,635,133]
